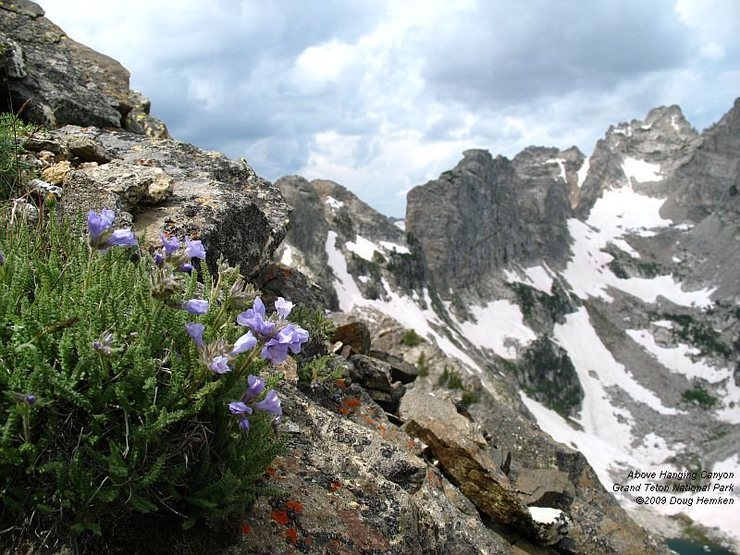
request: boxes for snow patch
[562,187,715,307]
[626,328,740,423]
[528,507,564,525]
[394,220,405,231]
[577,158,590,188]
[325,196,344,210]
[622,157,662,183]
[345,234,379,261]
[459,300,536,359]
[280,244,294,266]
[379,240,410,254]
[325,229,478,369]
[546,158,567,182]
[326,231,364,311]
[504,265,554,294]
[555,308,678,418]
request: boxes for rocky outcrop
[406,150,523,291]
[0,0,169,137]
[276,176,424,309]
[23,125,289,278]
[405,147,577,293]
[663,98,740,299]
[576,105,699,217]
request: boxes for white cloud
[38,0,740,217]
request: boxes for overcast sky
[40,0,739,217]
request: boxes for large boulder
[24,125,289,277]
[0,0,169,137]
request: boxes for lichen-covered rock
[400,389,535,535]
[23,125,290,278]
[78,159,174,210]
[233,382,539,554]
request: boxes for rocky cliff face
[662,98,740,299]
[405,146,579,293]
[1,0,169,137]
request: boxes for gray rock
[0,0,169,136]
[37,125,290,278]
[406,147,577,293]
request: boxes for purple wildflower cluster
[185,295,308,373]
[237,297,309,365]
[155,232,206,274]
[150,232,208,311]
[87,209,137,252]
[185,295,308,433]
[227,375,281,431]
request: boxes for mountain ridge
[277,99,740,549]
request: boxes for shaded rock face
[277,176,424,310]
[662,99,740,299]
[406,147,578,293]
[406,150,523,291]
[24,125,289,278]
[0,0,169,137]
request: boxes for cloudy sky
[40,0,739,217]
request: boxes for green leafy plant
[416,351,429,377]
[0,209,302,545]
[437,365,464,390]
[681,386,717,408]
[0,113,34,200]
[402,329,423,347]
[297,354,344,387]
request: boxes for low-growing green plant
[438,365,464,390]
[416,351,429,377]
[0,113,34,200]
[0,208,309,544]
[297,354,344,387]
[402,329,423,347]
[681,386,717,408]
[289,305,335,343]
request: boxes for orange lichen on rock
[271,509,290,526]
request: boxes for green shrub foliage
[0,113,34,200]
[0,210,294,540]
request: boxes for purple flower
[0,250,5,266]
[237,297,276,337]
[275,297,294,319]
[184,239,206,260]
[160,233,180,256]
[87,209,115,243]
[242,375,265,401]
[238,418,251,432]
[255,389,282,418]
[228,401,253,415]
[107,229,138,248]
[282,324,309,354]
[209,355,231,374]
[259,324,309,364]
[24,394,36,405]
[230,331,257,355]
[86,209,137,251]
[177,263,194,274]
[185,322,205,348]
[92,332,115,355]
[261,339,290,365]
[154,253,165,267]
[183,299,209,315]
